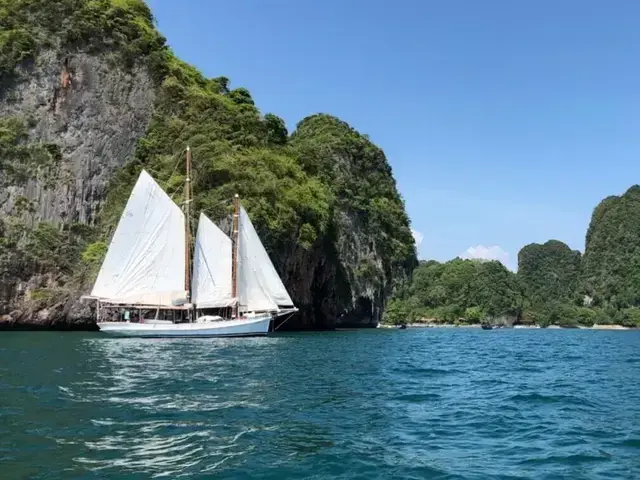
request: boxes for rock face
[0,48,155,329]
[0,0,416,331]
[0,50,155,225]
[275,209,390,329]
[282,115,416,328]
[217,113,417,330]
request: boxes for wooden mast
[185,146,192,318]
[231,193,240,318]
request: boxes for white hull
[97,315,271,337]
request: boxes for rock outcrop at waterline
[0,0,416,330]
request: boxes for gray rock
[0,49,155,329]
[0,50,155,226]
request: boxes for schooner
[83,147,297,337]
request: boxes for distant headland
[384,186,640,330]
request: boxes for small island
[383,186,640,330]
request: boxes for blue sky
[146,0,640,270]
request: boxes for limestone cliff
[517,240,581,306]
[580,186,640,308]
[0,0,416,330]
[0,51,155,225]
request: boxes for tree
[228,87,254,106]
[464,306,484,323]
[264,113,288,146]
[383,298,410,325]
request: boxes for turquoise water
[1,329,639,479]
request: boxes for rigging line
[195,238,217,293]
[152,148,188,201]
[201,198,233,218]
[274,311,296,331]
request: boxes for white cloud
[460,245,512,269]
[411,229,424,248]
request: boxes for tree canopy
[580,185,640,309]
[383,258,523,325]
[517,240,581,306]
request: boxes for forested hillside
[0,0,416,329]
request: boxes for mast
[185,146,192,307]
[231,193,240,318]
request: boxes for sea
[1,328,639,479]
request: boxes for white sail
[90,170,187,306]
[237,206,293,312]
[192,213,236,308]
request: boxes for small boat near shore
[481,322,511,330]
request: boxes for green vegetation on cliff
[0,0,416,325]
[517,240,581,306]
[384,258,523,324]
[581,186,640,309]
[0,0,165,81]
[515,240,591,327]
[516,186,640,328]
[290,115,415,277]
[0,115,96,309]
[0,117,62,188]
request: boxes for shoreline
[378,323,637,330]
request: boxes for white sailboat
[84,147,297,337]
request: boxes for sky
[146,0,640,270]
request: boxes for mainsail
[237,206,293,312]
[90,170,187,306]
[191,213,236,308]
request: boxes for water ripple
[1,329,640,479]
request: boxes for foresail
[90,170,186,306]
[237,206,293,312]
[192,213,236,308]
